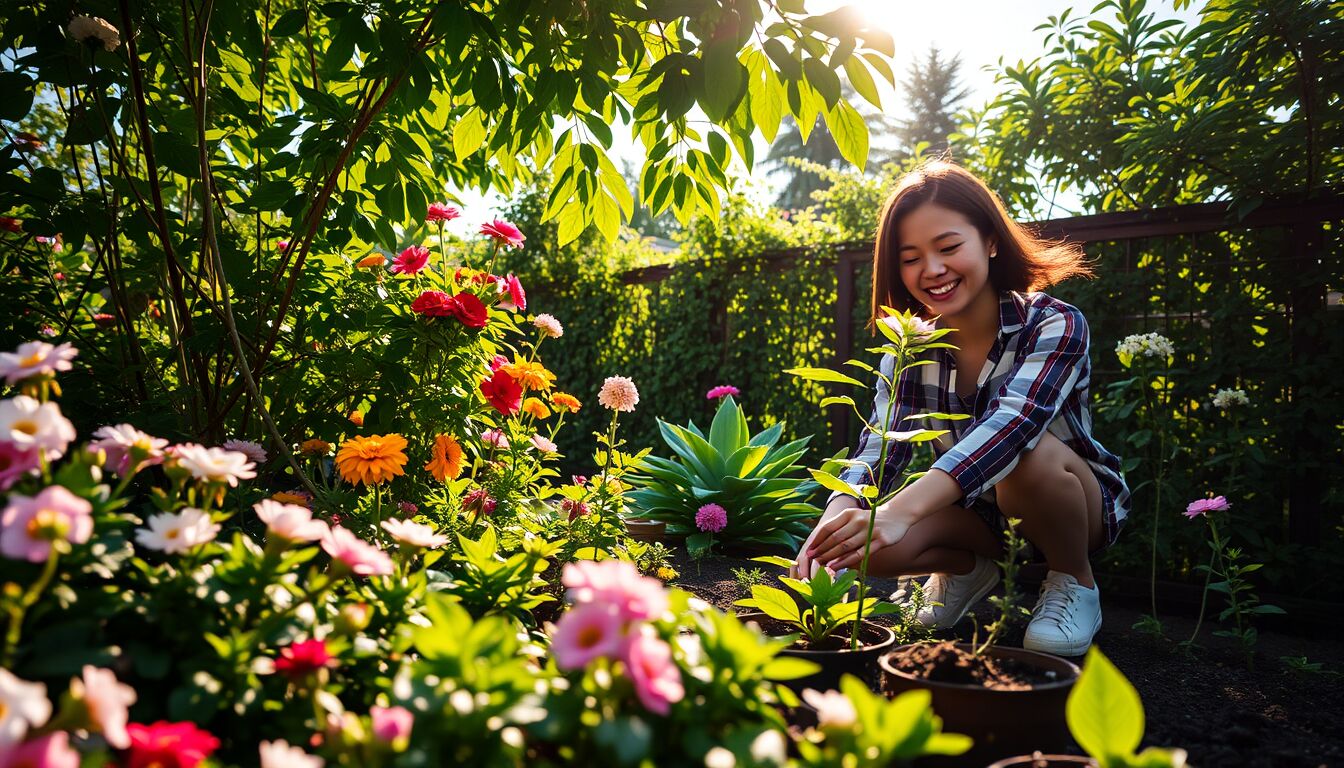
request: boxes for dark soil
[668,547,1344,768]
[884,640,1058,690]
[743,614,890,651]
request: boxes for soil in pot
[887,640,1067,690]
[741,613,896,692]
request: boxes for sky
[451,0,1204,230]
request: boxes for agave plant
[626,396,820,553]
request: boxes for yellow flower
[300,438,332,456]
[348,410,364,427]
[271,490,311,507]
[501,361,555,392]
[336,434,408,485]
[550,392,581,413]
[521,397,551,419]
[655,566,679,581]
[425,434,465,483]
[356,254,387,269]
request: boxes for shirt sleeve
[930,306,1090,507]
[829,352,921,507]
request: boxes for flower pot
[880,642,1081,766]
[985,755,1098,768]
[623,517,668,543]
[739,612,897,693]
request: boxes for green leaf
[761,656,820,680]
[752,555,796,569]
[271,9,307,36]
[820,395,856,408]
[802,57,842,109]
[701,41,746,122]
[843,57,881,109]
[808,469,859,499]
[737,584,802,624]
[902,412,973,422]
[1067,647,1145,761]
[785,367,863,387]
[453,109,486,162]
[825,97,868,168]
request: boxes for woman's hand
[802,499,914,573]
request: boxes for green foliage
[627,395,821,549]
[1067,648,1188,768]
[974,517,1033,656]
[439,524,560,623]
[795,676,973,766]
[734,555,899,646]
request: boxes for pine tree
[897,46,969,155]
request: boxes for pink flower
[562,560,668,622]
[70,665,137,748]
[621,627,684,715]
[259,740,323,768]
[221,439,267,466]
[276,240,289,253]
[125,721,220,768]
[480,219,525,248]
[0,341,78,385]
[695,503,728,533]
[1,485,94,562]
[462,488,497,516]
[529,434,557,453]
[496,274,527,312]
[369,705,414,745]
[2,731,80,768]
[533,314,563,339]
[322,527,394,577]
[0,441,40,491]
[254,499,328,544]
[91,424,168,476]
[380,518,448,549]
[274,638,336,679]
[390,245,431,275]
[488,354,509,372]
[1184,495,1231,519]
[880,313,937,340]
[481,428,510,449]
[561,498,589,522]
[551,601,624,671]
[705,385,740,400]
[597,376,639,412]
[425,202,461,224]
[397,501,418,515]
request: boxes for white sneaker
[912,555,1001,628]
[1023,571,1102,657]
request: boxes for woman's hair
[868,160,1093,329]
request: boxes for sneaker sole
[1022,611,1103,657]
[921,570,1002,629]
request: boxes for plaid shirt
[833,290,1129,544]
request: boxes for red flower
[489,354,509,371]
[448,292,489,328]
[463,488,497,516]
[426,202,461,224]
[480,369,522,416]
[277,240,289,252]
[0,217,22,233]
[391,245,431,275]
[274,638,335,679]
[411,290,455,317]
[92,312,117,328]
[496,274,527,312]
[479,219,525,248]
[125,722,220,768]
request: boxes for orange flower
[425,434,465,483]
[501,361,555,391]
[335,434,407,485]
[271,490,312,507]
[521,397,551,419]
[348,410,364,427]
[300,438,332,456]
[551,392,581,413]
[356,254,387,269]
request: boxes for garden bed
[668,548,1344,768]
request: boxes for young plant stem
[851,345,905,651]
[595,410,620,531]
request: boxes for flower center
[12,419,39,436]
[19,353,43,367]
[578,624,605,649]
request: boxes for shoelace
[1032,583,1076,628]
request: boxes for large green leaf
[1067,647,1144,763]
[708,395,749,454]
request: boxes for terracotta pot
[879,643,1081,766]
[739,612,896,692]
[985,754,1098,768]
[623,517,668,542]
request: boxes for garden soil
[668,548,1344,768]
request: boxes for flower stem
[852,342,905,651]
[1,552,62,668]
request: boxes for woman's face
[895,203,995,316]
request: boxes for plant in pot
[880,519,1083,765]
[987,647,1187,768]
[625,394,821,556]
[795,674,973,766]
[734,554,900,691]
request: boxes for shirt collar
[999,290,1029,337]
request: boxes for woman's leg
[994,430,1105,587]
[860,502,1003,578]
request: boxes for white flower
[135,507,221,554]
[1212,388,1250,410]
[172,443,257,486]
[0,341,78,385]
[67,15,120,51]
[260,739,324,768]
[880,313,936,341]
[255,499,328,543]
[801,688,857,729]
[0,668,51,751]
[748,729,787,765]
[703,747,736,768]
[0,395,77,460]
[883,429,929,442]
[69,665,136,749]
[1115,332,1175,362]
[380,518,448,549]
[529,434,558,453]
[533,314,563,339]
[222,438,268,466]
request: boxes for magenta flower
[397,501,418,515]
[1184,495,1231,519]
[254,500,328,544]
[221,439,267,467]
[562,560,668,622]
[2,731,80,768]
[705,385,740,400]
[462,488,497,516]
[496,274,527,312]
[0,441,40,491]
[370,705,414,744]
[479,219,525,248]
[551,601,624,671]
[0,485,94,562]
[321,526,394,577]
[481,428,510,449]
[425,202,461,224]
[695,503,728,533]
[390,245,431,275]
[561,498,589,521]
[621,627,684,715]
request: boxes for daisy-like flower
[355,254,387,270]
[135,508,221,554]
[390,245,431,275]
[260,740,324,768]
[551,392,582,413]
[1212,388,1250,410]
[1184,495,1231,519]
[479,219,525,248]
[0,395,77,460]
[381,518,449,549]
[172,443,257,487]
[321,526,394,576]
[694,503,728,533]
[300,438,332,456]
[222,439,268,467]
[533,314,563,338]
[880,313,937,341]
[501,360,556,392]
[255,499,328,543]
[530,434,558,453]
[598,376,639,412]
[705,385,739,400]
[424,434,464,482]
[521,397,551,420]
[0,341,78,385]
[480,429,510,449]
[0,485,94,562]
[0,669,51,751]
[801,688,857,729]
[335,434,408,486]
[68,14,120,51]
[69,665,137,748]
[92,424,169,476]
[425,202,461,224]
